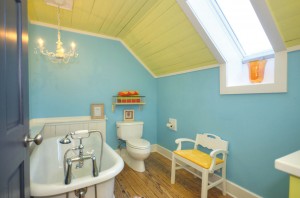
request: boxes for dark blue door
[0,0,29,197]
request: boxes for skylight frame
[210,0,245,57]
[211,0,274,63]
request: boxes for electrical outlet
[169,118,177,131]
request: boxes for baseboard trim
[151,144,262,198]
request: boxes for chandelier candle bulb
[38,38,44,47]
[71,42,76,49]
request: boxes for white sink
[275,150,300,177]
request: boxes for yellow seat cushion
[173,149,224,169]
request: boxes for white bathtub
[30,134,124,198]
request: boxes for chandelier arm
[39,48,54,57]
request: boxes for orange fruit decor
[118,90,139,96]
[129,90,139,95]
[118,91,129,96]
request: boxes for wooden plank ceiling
[28,0,300,77]
[266,0,300,48]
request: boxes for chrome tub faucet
[60,130,103,185]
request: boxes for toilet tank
[116,121,144,140]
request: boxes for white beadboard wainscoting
[30,116,106,141]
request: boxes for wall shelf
[112,96,145,112]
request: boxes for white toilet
[116,121,151,172]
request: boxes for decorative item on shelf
[91,104,104,119]
[117,90,139,97]
[116,96,142,104]
[112,91,145,112]
[116,90,142,104]
[34,6,78,64]
[124,110,134,121]
[248,60,267,83]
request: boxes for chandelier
[35,7,78,64]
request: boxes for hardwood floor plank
[115,152,232,198]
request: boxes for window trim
[220,51,287,94]
[242,51,274,64]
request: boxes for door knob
[24,133,43,147]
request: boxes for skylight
[214,0,273,57]
[179,0,287,94]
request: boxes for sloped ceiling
[266,0,300,48]
[28,0,300,77]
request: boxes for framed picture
[91,104,104,119]
[124,109,134,121]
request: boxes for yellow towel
[173,149,224,169]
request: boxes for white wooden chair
[171,133,229,198]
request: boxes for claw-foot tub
[30,119,124,198]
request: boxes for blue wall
[28,24,157,148]
[157,50,300,198]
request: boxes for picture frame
[91,104,104,119]
[124,109,134,121]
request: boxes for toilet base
[120,149,146,172]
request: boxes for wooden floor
[114,152,232,198]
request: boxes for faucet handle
[74,130,89,135]
[70,130,90,140]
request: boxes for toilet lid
[127,139,150,149]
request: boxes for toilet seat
[127,139,150,149]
